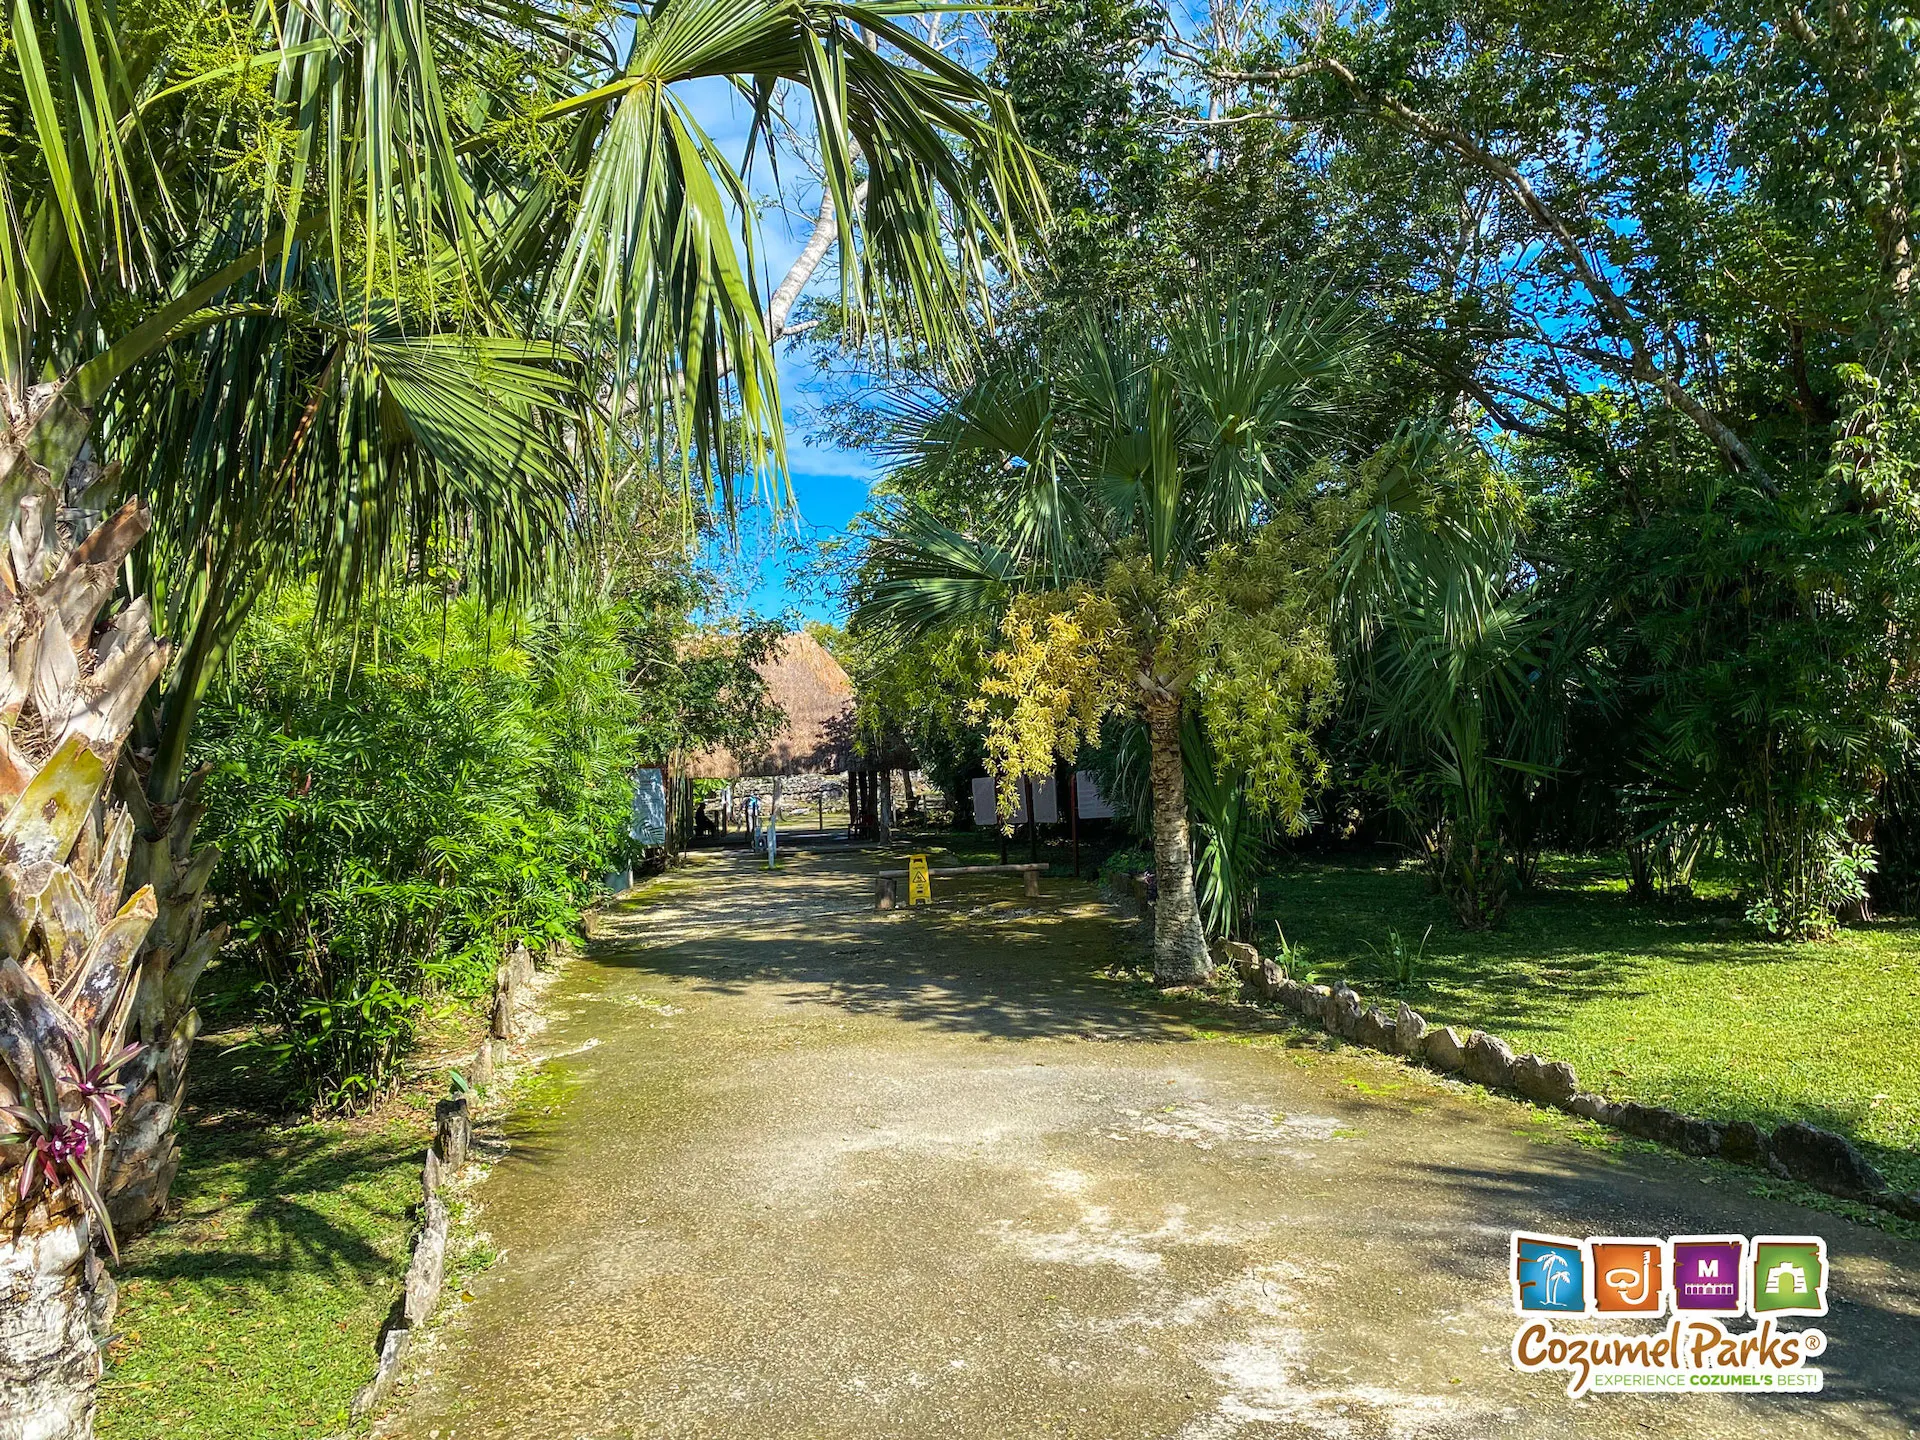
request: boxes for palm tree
[1335,425,1571,927]
[1084,714,1271,943]
[0,483,166,1435]
[9,0,1042,488]
[9,0,1045,1232]
[854,288,1361,982]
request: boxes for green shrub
[197,586,643,1109]
[1098,846,1152,890]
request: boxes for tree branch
[1449,370,1568,444]
[767,180,869,341]
[1221,57,1773,481]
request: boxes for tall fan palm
[854,288,1361,982]
[1335,425,1571,927]
[7,0,1042,493]
[91,288,584,1227]
[8,0,1044,1238]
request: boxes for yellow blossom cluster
[968,502,1346,832]
[968,588,1129,825]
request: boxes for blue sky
[702,348,879,627]
[678,77,882,628]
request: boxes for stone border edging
[347,940,539,1421]
[347,1094,465,1419]
[1216,940,1920,1225]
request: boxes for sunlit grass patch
[1259,853,1920,1192]
[99,1113,426,1439]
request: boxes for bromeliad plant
[3,1032,141,1260]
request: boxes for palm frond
[112,287,580,640]
[856,280,1366,633]
[853,501,1019,641]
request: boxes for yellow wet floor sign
[907,854,932,906]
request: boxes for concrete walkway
[377,849,1920,1439]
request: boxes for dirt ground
[373,847,1920,1440]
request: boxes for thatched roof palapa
[683,630,858,779]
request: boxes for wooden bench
[874,862,1044,909]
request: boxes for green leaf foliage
[192,568,776,1110]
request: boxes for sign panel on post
[971,775,998,828]
[1075,771,1115,819]
[631,767,668,846]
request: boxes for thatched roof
[683,630,858,778]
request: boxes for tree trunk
[102,546,247,1231]
[101,760,223,1232]
[0,1197,102,1440]
[1145,693,1211,985]
[0,488,169,1438]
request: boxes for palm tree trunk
[0,1197,102,1440]
[0,489,168,1439]
[102,547,247,1231]
[102,759,223,1232]
[1145,693,1211,985]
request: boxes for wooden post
[1069,769,1080,879]
[768,776,781,869]
[818,791,825,834]
[434,1096,472,1169]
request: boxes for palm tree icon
[1526,1249,1576,1307]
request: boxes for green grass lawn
[100,1113,425,1439]
[95,982,464,1440]
[1257,853,1920,1193]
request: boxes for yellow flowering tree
[855,289,1362,981]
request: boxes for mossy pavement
[360,845,1920,1440]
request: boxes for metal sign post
[1069,769,1080,879]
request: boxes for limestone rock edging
[350,948,542,1422]
[1231,945,1913,1221]
[1424,1025,1466,1073]
[1462,1031,1516,1088]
